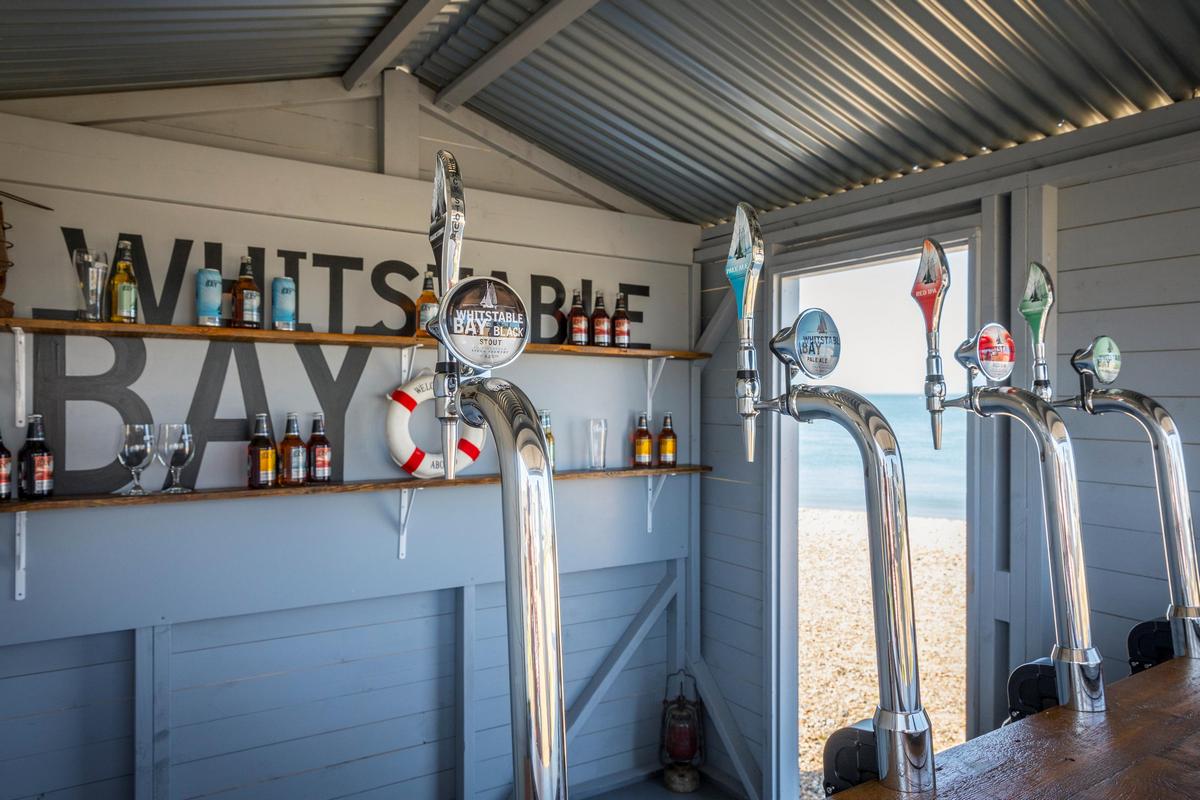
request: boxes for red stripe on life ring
[390,389,418,412]
[400,447,425,474]
[457,439,481,460]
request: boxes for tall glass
[588,418,608,470]
[157,423,195,494]
[117,423,154,495]
[73,249,110,321]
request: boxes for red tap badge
[977,323,1016,382]
[912,239,949,334]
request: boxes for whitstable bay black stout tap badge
[437,276,529,370]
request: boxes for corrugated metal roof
[2,1,1198,224]
[0,1,401,98]
[458,0,1200,223]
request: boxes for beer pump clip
[1019,262,1055,401]
[770,308,842,384]
[911,239,950,448]
[725,202,765,462]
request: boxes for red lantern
[660,669,704,768]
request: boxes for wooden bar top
[843,657,1200,799]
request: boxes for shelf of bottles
[0,464,712,514]
[0,319,710,361]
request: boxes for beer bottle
[0,428,11,501]
[307,412,333,483]
[415,271,439,338]
[108,239,138,323]
[18,413,53,499]
[658,412,677,468]
[613,292,631,349]
[247,413,277,489]
[632,412,653,467]
[568,289,588,346]
[278,412,307,487]
[538,409,555,471]
[591,291,612,347]
[231,256,262,329]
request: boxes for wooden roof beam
[342,0,446,90]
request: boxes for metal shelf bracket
[645,357,667,418]
[399,345,418,385]
[14,511,26,601]
[13,326,26,428]
[398,486,421,559]
[646,473,673,533]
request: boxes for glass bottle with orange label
[613,292,631,349]
[247,413,277,489]
[414,271,439,337]
[278,412,307,487]
[591,292,612,346]
[568,289,588,346]
[632,412,653,467]
[307,412,333,483]
[657,412,677,467]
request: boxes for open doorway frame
[758,221,1015,798]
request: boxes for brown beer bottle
[414,271,439,338]
[108,239,138,323]
[247,413,277,489]
[613,292,631,349]
[307,412,333,483]
[568,289,588,346]
[18,413,53,499]
[658,412,677,468]
[591,291,612,347]
[632,412,653,467]
[278,412,307,487]
[231,256,262,329]
[0,428,10,501]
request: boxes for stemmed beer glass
[157,423,195,494]
[117,424,155,495]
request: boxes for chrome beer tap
[423,152,568,799]
[914,243,1105,719]
[1018,262,1200,666]
[428,150,467,480]
[726,206,934,794]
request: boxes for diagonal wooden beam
[690,657,763,800]
[434,0,601,111]
[342,0,446,90]
[565,568,678,741]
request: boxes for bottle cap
[425,270,434,278]
[313,411,325,420]
[255,412,268,421]
[28,413,42,421]
[117,239,131,249]
[240,256,253,265]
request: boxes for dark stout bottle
[278,412,307,487]
[18,413,53,499]
[568,289,588,346]
[307,412,332,483]
[632,412,653,468]
[613,292,630,349]
[657,412,677,468]
[247,413,277,489]
[0,428,12,501]
[591,291,611,347]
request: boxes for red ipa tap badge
[911,239,949,334]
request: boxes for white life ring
[386,370,486,479]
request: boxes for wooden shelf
[0,318,709,361]
[0,464,712,513]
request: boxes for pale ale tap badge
[431,276,529,371]
[109,239,138,323]
[18,413,53,499]
[568,289,588,346]
[307,412,332,483]
[770,308,841,380]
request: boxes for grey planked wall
[1056,158,1200,680]
[698,268,766,786]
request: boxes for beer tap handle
[726,202,765,462]
[429,150,468,480]
[911,239,950,449]
[1019,262,1055,402]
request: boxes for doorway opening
[785,246,970,798]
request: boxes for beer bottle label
[634,438,652,466]
[0,455,10,498]
[615,318,630,347]
[570,315,588,345]
[285,446,306,480]
[659,438,677,466]
[419,302,438,329]
[312,445,332,479]
[116,283,138,321]
[33,453,53,492]
[593,318,611,346]
[257,448,276,482]
[243,290,262,324]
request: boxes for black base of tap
[1128,618,1174,674]
[1005,657,1058,723]
[822,720,876,795]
